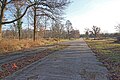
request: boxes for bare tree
[51,22,64,39]
[70,29,80,39]
[7,0,27,40]
[84,28,89,39]
[65,20,73,39]
[0,0,70,40]
[0,0,32,40]
[91,25,101,39]
[115,24,120,34]
[27,0,70,41]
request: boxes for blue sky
[65,0,120,34]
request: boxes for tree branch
[36,13,56,21]
[2,3,37,24]
[1,0,69,25]
[6,0,12,4]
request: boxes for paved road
[5,38,109,80]
[0,45,55,65]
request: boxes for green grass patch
[85,39,120,80]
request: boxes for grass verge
[85,39,120,80]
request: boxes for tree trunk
[18,29,21,40]
[33,7,36,41]
[68,30,70,40]
[16,8,22,40]
[0,0,7,40]
[0,25,2,40]
[0,10,4,40]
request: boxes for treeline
[2,22,80,39]
[84,25,120,40]
[81,33,120,38]
[0,0,80,41]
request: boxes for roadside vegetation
[85,38,120,80]
[0,0,80,55]
[0,38,69,55]
[0,1,81,79]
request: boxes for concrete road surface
[5,38,109,80]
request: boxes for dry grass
[0,38,60,54]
